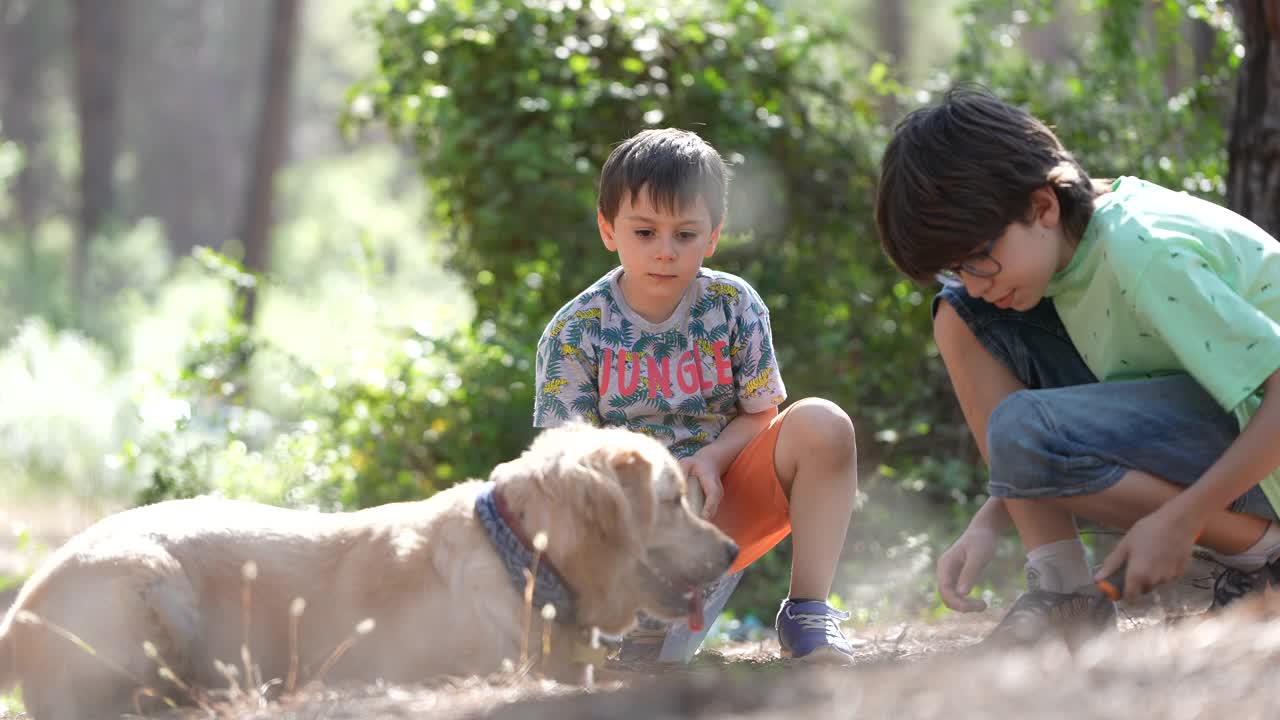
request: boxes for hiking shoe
[981,588,1116,648]
[775,599,855,662]
[1210,558,1280,610]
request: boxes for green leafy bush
[0,319,135,501]
[349,0,948,500]
[134,0,1242,621]
[949,0,1235,200]
[128,246,527,511]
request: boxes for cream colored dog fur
[0,424,737,719]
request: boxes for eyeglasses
[937,236,1002,282]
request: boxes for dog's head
[490,423,737,635]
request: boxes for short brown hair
[875,86,1097,283]
[598,128,729,228]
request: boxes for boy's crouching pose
[535,128,860,662]
[876,87,1280,645]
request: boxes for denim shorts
[935,283,1278,521]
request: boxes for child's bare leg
[1050,469,1267,553]
[936,302,1078,549]
[773,398,858,600]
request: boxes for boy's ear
[1031,185,1061,228]
[704,220,724,258]
[598,210,618,251]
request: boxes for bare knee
[782,398,857,467]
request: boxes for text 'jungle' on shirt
[533,267,786,459]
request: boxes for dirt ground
[0,613,996,720]
[103,587,1276,720]
[6,593,1256,720]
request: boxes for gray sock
[1025,538,1094,593]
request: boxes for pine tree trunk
[1226,0,1280,238]
[2,0,57,234]
[127,1,266,260]
[239,0,301,327]
[71,0,126,315]
[1,0,57,309]
[876,1,906,117]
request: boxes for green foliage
[0,133,20,205]
[340,0,1240,614]
[130,0,1242,622]
[350,0,951,498]
[0,318,135,500]
[949,0,1236,200]
[128,244,523,511]
[118,144,476,509]
[0,525,46,594]
[0,689,23,715]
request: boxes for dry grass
[7,588,1280,720]
[176,591,1280,720]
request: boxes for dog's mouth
[637,560,703,626]
[688,585,704,631]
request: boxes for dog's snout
[723,540,739,568]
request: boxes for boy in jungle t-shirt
[534,128,860,663]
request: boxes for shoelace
[789,607,851,642]
[1212,566,1259,607]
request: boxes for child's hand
[679,454,723,520]
[1094,506,1200,603]
[936,526,997,612]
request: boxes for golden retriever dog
[0,424,738,719]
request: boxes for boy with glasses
[876,86,1280,644]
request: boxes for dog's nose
[723,540,739,567]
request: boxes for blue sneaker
[775,599,855,662]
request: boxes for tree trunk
[876,1,906,117]
[1226,0,1280,239]
[71,0,126,316]
[1,0,58,234]
[1191,17,1217,78]
[239,0,301,327]
[1,0,57,311]
[127,1,266,260]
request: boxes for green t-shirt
[1045,176,1280,511]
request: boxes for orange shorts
[709,405,796,574]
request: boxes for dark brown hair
[598,128,729,228]
[875,86,1097,283]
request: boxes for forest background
[1,0,1275,634]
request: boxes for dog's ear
[609,447,658,534]
[573,446,655,553]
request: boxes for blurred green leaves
[126,0,1243,618]
[345,0,936,495]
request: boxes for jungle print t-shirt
[533,267,786,459]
